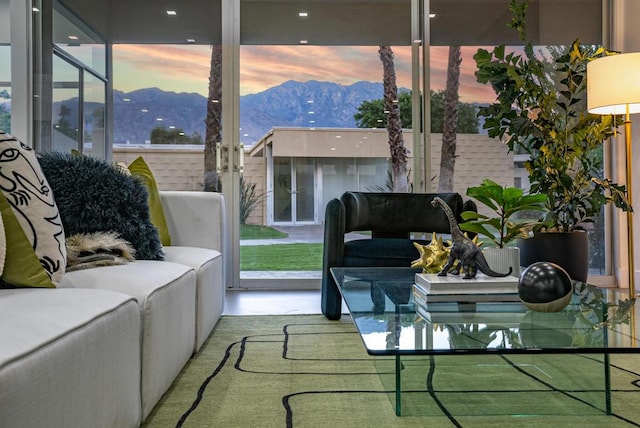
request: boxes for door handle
[235,143,244,173]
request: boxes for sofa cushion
[128,156,171,246]
[0,288,141,428]
[163,246,224,351]
[61,260,197,418]
[0,131,66,288]
[0,210,4,276]
[343,238,429,267]
[37,151,163,261]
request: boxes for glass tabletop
[330,267,639,356]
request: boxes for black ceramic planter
[517,231,589,282]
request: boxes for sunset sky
[112,44,497,103]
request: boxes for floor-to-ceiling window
[428,0,606,277]
[237,1,413,286]
[51,1,107,156]
[0,1,10,134]
[16,0,628,289]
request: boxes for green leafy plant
[460,179,548,248]
[240,176,267,225]
[473,0,631,233]
[571,282,636,347]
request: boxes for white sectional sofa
[0,191,227,428]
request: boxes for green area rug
[143,315,640,427]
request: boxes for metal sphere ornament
[518,261,573,312]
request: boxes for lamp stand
[624,112,635,296]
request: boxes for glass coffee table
[330,267,639,417]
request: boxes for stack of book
[413,273,523,323]
[413,272,520,305]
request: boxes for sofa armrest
[159,191,227,253]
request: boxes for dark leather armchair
[321,192,476,320]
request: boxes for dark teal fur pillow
[38,152,163,260]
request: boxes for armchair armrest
[321,198,346,320]
[159,191,227,254]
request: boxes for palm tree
[438,45,461,192]
[204,44,222,192]
[378,46,409,192]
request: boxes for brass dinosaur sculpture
[431,196,512,279]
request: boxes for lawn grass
[241,243,323,270]
[240,224,288,239]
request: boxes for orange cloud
[113,44,496,103]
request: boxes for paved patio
[240,225,368,246]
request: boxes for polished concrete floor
[222,289,324,315]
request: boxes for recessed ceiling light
[32,7,40,12]
[211,99,219,103]
[68,35,79,40]
[156,117,164,121]
[141,109,148,112]
[429,13,436,18]
[169,125,176,129]
[186,38,195,43]
[123,98,131,102]
[299,11,308,17]
[166,10,177,16]
[179,132,185,136]
[308,111,314,114]
[300,40,308,45]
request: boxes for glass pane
[53,4,106,76]
[273,158,292,223]
[0,45,10,134]
[239,0,413,281]
[0,0,10,134]
[82,71,105,154]
[295,158,314,222]
[52,54,80,152]
[430,0,606,275]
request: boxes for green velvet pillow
[128,156,172,246]
[0,131,65,288]
[0,205,4,277]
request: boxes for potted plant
[460,179,548,275]
[472,0,632,280]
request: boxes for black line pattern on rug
[235,328,387,376]
[498,354,640,426]
[176,321,390,427]
[176,338,241,427]
[425,354,462,427]
[176,320,640,428]
[282,390,397,428]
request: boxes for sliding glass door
[236,1,413,287]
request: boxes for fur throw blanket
[66,231,136,272]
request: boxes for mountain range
[112,80,401,145]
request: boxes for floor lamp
[587,52,640,296]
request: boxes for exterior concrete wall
[113,146,205,191]
[243,157,267,225]
[113,131,517,225]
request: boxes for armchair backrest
[339,192,472,238]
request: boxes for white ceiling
[54,0,601,46]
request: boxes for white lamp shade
[587,52,640,115]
